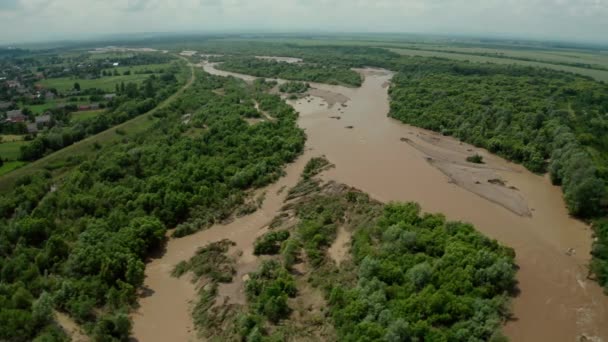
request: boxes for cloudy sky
[0,0,607,44]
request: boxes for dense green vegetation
[20,68,181,162]
[216,56,362,87]
[388,60,608,217]
[329,202,516,341]
[278,81,309,94]
[277,163,516,341]
[253,230,290,255]
[0,69,304,340]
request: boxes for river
[131,62,608,342]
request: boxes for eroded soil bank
[132,63,608,342]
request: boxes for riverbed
[131,62,608,342]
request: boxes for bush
[254,230,290,255]
[466,154,484,164]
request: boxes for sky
[0,0,607,44]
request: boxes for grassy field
[402,45,608,69]
[0,141,29,161]
[102,63,171,75]
[25,100,93,114]
[70,109,105,122]
[389,48,608,82]
[0,58,194,193]
[40,73,154,93]
[0,161,26,176]
[0,135,25,142]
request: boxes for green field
[389,48,608,82]
[40,73,154,92]
[0,135,25,142]
[70,109,105,122]
[0,141,29,161]
[102,63,171,74]
[0,161,26,176]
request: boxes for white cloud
[0,0,607,44]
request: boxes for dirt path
[55,311,89,342]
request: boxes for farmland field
[40,73,157,92]
[70,109,105,122]
[0,140,29,161]
[389,47,608,82]
[0,161,26,176]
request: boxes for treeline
[330,201,516,341]
[0,70,305,340]
[19,71,181,162]
[39,53,174,79]
[388,61,608,215]
[216,56,362,87]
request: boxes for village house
[35,112,52,125]
[104,93,117,100]
[44,91,56,100]
[6,109,26,123]
[0,101,12,110]
[5,80,21,89]
[90,103,100,110]
[27,123,38,134]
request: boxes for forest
[0,70,304,341]
[215,56,362,87]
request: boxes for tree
[73,82,81,92]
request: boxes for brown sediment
[55,311,89,342]
[131,151,314,342]
[131,63,608,342]
[328,226,351,266]
[306,88,349,108]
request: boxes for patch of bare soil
[55,311,89,342]
[328,226,351,266]
[401,134,531,217]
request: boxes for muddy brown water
[131,63,608,342]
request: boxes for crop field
[70,109,105,122]
[0,140,29,161]
[389,48,608,82]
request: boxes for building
[27,123,38,134]
[0,101,12,110]
[5,80,21,88]
[104,93,117,100]
[6,109,26,123]
[90,103,100,110]
[44,91,56,100]
[35,113,52,125]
